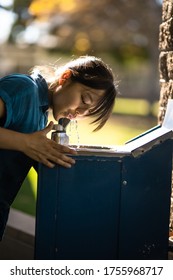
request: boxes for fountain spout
[51,118,70,145]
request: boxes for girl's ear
[59,69,72,85]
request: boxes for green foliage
[12,167,37,216]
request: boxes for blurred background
[0,0,163,215]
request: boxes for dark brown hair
[64,56,118,131]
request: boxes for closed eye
[81,93,92,105]
[81,95,87,105]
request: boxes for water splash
[67,119,80,146]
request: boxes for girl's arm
[0,99,76,168]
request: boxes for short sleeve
[0,74,48,133]
[0,74,38,132]
[0,88,13,127]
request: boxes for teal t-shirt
[0,73,49,239]
[0,73,49,132]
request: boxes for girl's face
[51,79,105,121]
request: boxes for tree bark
[158,0,173,232]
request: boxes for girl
[0,55,117,239]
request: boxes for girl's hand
[23,122,77,168]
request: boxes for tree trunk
[158,0,173,232]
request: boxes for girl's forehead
[81,84,105,96]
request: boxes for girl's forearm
[0,127,26,152]
[0,125,77,168]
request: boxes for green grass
[12,167,37,216]
[113,98,158,116]
[11,98,158,216]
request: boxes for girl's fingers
[41,121,54,135]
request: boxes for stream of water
[67,119,80,146]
